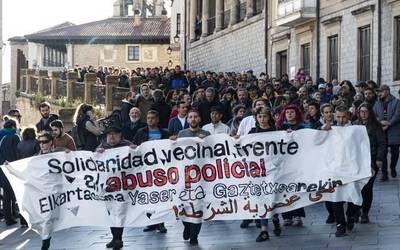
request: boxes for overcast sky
[2,0,171,82]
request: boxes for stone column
[20,69,27,92]
[51,71,61,98]
[26,69,36,94]
[66,72,79,101]
[84,73,96,104]
[246,0,254,18]
[105,75,119,113]
[215,0,224,31]
[37,70,48,95]
[230,0,240,26]
[202,0,209,37]
[190,0,198,41]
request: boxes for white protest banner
[2,126,371,238]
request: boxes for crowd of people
[1,64,400,250]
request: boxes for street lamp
[168,60,173,67]
[166,46,172,55]
[174,34,180,43]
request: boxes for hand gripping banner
[1,126,371,238]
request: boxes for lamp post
[167,46,172,55]
[174,34,180,43]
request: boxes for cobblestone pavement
[1,175,400,250]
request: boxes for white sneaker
[292,216,303,227]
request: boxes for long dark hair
[356,102,381,131]
[73,103,94,125]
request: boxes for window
[395,17,400,80]
[301,43,311,77]
[328,35,339,81]
[276,50,288,78]
[358,25,371,81]
[177,13,181,35]
[127,46,140,61]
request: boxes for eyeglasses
[39,140,51,144]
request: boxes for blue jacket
[168,116,189,136]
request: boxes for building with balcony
[7,0,180,112]
[181,0,400,94]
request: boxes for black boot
[335,225,346,237]
[240,219,251,228]
[256,231,269,242]
[156,223,167,233]
[272,216,282,236]
[41,238,51,250]
[360,213,370,224]
[106,239,123,249]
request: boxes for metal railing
[277,0,316,18]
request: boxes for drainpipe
[377,0,382,85]
[184,0,188,70]
[316,0,320,80]
[264,0,269,75]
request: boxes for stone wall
[16,97,75,132]
[188,14,266,74]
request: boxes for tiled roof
[24,17,170,43]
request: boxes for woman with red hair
[276,105,307,131]
[276,105,308,227]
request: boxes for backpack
[71,125,86,150]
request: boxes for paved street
[1,175,400,250]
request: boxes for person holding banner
[0,118,21,227]
[248,107,282,242]
[276,105,308,227]
[177,109,210,245]
[34,131,63,250]
[96,126,135,250]
[133,110,170,233]
[321,106,357,237]
[353,103,386,224]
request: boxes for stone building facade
[186,0,267,73]
[183,0,400,93]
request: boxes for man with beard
[373,85,400,181]
[50,120,76,151]
[121,107,146,141]
[177,109,210,245]
[36,102,59,132]
[363,87,377,106]
[120,92,135,124]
